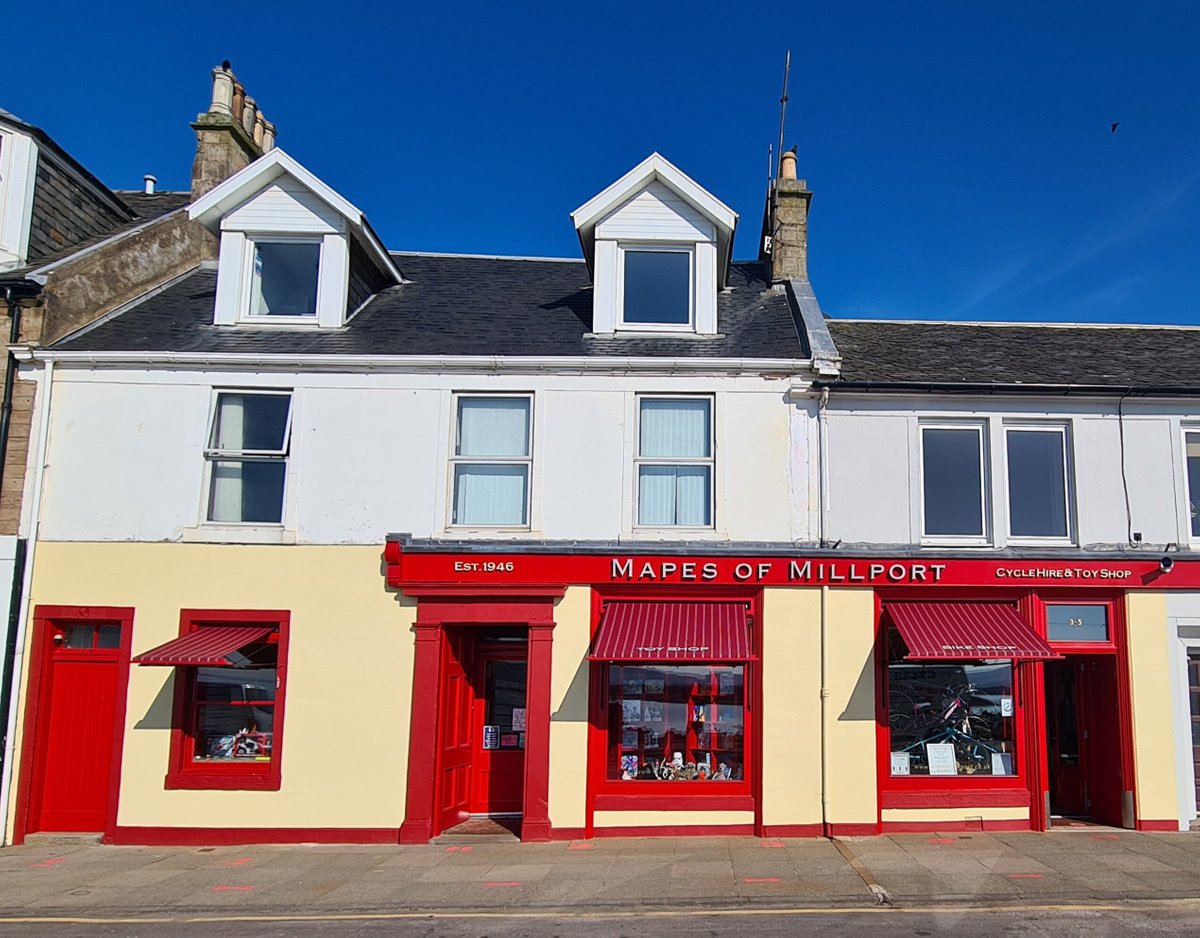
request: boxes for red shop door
[469,652,527,816]
[27,621,124,833]
[436,631,473,834]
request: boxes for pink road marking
[484,882,522,888]
[743,877,781,883]
[445,846,474,853]
[568,842,594,850]
[761,840,784,848]
[221,857,254,866]
[1089,833,1120,840]
[928,838,957,845]
[1007,873,1043,879]
[32,858,64,868]
[212,885,255,892]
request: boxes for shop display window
[165,611,289,791]
[886,629,1017,777]
[607,664,744,782]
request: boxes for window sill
[1006,536,1076,548]
[182,525,296,545]
[629,527,727,541]
[920,537,993,548]
[437,527,540,539]
[165,770,281,792]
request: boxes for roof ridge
[389,251,584,263]
[832,318,1200,332]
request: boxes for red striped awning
[589,601,752,661]
[886,602,1060,660]
[133,626,274,667]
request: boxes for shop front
[388,541,1195,839]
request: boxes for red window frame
[874,590,1032,809]
[587,588,760,814]
[165,609,290,791]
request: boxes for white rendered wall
[823,396,1188,549]
[33,367,801,546]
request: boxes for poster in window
[718,671,736,696]
[511,707,526,731]
[621,729,640,748]
[483,725,500,750]
[890,752,911,776]
[501,733,519,748]
[622,700,643,724]
[991,752,1014,776]
[926,743,958,776]
[644,679,665,695]
[643,701,664,723]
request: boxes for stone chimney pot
[262,121,277,152]
[143,174,157,195]
[253,111,266,148]
[780,149,797,181]
[232,82,245,121]
[209,67,235,117]
[241,96,258,139]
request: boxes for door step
[433,817,521,844]
[23,832,102,846]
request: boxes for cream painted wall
[823,588,878,826]
[880,807,1027,823]
[760,588,821,826]
[548,586,591,831]
[1126,591,1180,824]
[593,810,753,828]
[11,543,415,835]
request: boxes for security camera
[1160,556,1175,574]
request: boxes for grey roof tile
[56,254,810,360]
[827,319,1200,388]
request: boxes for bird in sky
[1111,122,1120,133]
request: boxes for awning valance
[885,602,1060,660]
[133,626,273,667]
[589,601,752,662]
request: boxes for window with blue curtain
[452,396,531,526]
[637,397,712,526]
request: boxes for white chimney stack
[143,174,157,195]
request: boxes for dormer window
[247,239,320,319]
[572,153,737,338]
[189,149,403,330]
[621,248,692,329]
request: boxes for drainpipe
[816,386,831,834]
[817,387,830,546]
[0,358,53,843]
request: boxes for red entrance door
[1044,656,1122,825]
[470,652,527,815]
[436,631,473,833]
[26,617,126,833]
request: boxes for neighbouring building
[6,88,1200,847]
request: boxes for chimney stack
[759,147,812,283]
[190,62,276,199]
[143,174,157,195]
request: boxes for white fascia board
[13,347,812,377]
[571,152,738,235]
[188,149,401,284]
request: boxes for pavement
[1,830,1199,921]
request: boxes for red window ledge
[165,769,281,792]
[882,788,1030,809]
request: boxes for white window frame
[448,393,534,530]
[1182,426,1200,545]
[616,244,696,333]
[634,394,715,529]
[238,235,324,325]
[1003,422,1075,545]
[202,389,294,527]
[918,421,990,546]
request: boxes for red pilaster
[398,622,442,844]
[521,620,555,842]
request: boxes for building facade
[6,108,1200,845]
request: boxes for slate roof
[11,190,190,276]
[55,254,810,360]
[826,320,1200,389]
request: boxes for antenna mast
[775,50,791,179]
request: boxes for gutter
[812,380,1200,398]
[13,349,817,377]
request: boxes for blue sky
[8,1,1199,324]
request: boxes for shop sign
[388,544,1189,590]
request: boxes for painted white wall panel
[538,390,625,540]
[595,182,715,241]
[825,413,913,544]
[721,392,793,542]
[222,180,343,234]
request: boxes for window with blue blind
[451,396,532,526]
[636,397,713,527]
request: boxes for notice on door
[482,725,500,750]
[511,708,526,731]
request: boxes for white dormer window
[572,154,737,337]
[245,238,320,319]
[620,247,692,330]
[189,149,403,329]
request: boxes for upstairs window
[1005,426,1071,540]
[621,249,692,328]
[451,395,532,527]
[205,391,292,524]
[1186,431,1200,539]
[921,425,986,540]
[247,239,320,318]
[637,397,713,527]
